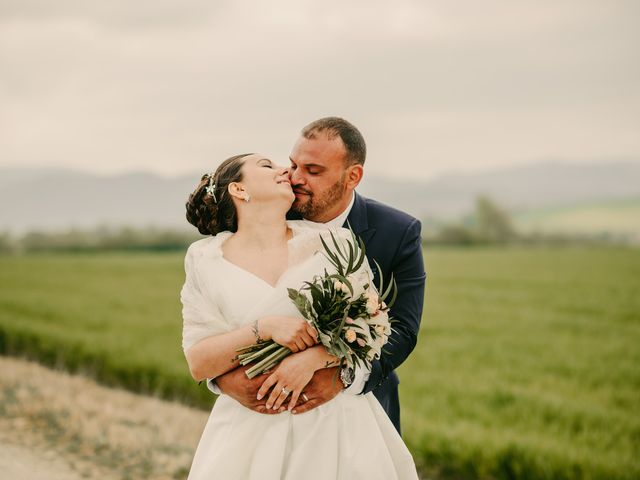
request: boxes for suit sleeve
[361,218,426,393]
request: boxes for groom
[214,117,426,433]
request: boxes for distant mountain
[1,160,639,233]
[0,167,198,233]
[357,159,640,220]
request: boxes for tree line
[0,196,630,254]
[0,227,201,254]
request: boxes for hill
[1,160,639,233]
[513,197,640,241]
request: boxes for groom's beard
[291,175,346,221]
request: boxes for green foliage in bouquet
[237,229,397,379]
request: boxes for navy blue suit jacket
[342,192,426,433]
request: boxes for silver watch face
[341,367,355,386]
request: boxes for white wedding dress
[181,221,418,480]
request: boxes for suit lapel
[344,192,376,243]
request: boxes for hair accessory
[204,173,217,203]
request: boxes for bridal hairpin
[204,173,217,203]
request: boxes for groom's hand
[215,366,281,415]
[291,366,343,414]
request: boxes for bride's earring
[244,194,251,203]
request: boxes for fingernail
[266,404,271,409]
[279,407,286,413]
[292,410,297,414]
[256,394,262,400]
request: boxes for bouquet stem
[239,342,292,379]
[236,341,280,364]
[247,348,291,378]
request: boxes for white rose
[368,312,391,346]
[367,310,390,328]
[332,279,347,294]
[368,336,385,360]
[364,291,380,315]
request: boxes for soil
[0,356,210,479]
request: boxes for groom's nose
[289,166,304,186]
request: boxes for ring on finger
[302,393,309,402]
[281,387,290,396]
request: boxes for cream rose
[345,329,357,343]
[364,291,380,315]
[351,317,374,350]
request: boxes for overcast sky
[1,0,638,180]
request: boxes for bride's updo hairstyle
[185,153,253,236]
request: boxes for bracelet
[252,319,264,343]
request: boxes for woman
[181,153,418,479]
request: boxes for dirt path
[0,441,85,480]
[0,356,209,479]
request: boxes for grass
[0,252,212,407]
[400,246,640,479]
[1,247,639,479]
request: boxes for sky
[1,0,639,180]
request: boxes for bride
[181,152,418,479]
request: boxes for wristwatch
[339,366,355,388]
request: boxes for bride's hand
[261,316,318,352]
[257,346,324,411]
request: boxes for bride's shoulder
[185,231,233,261]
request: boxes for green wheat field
[1,247,639,480]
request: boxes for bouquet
[236,229,397,379]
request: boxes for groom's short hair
[301,117,366,166]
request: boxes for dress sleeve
[180,240,230,354]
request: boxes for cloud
[0,0,638,179]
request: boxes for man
[213,117,426,433]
